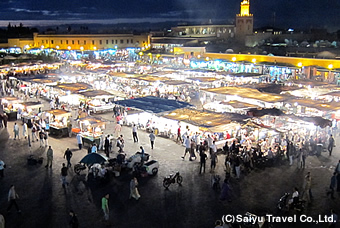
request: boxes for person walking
[76,133,82,150]
[64,148,73,167]
[69,210,79,228]
[199,151,207,174]
[303,172,312,203]
[176,126,182,144]
[45,146,53,168]
[335,160,340,192]
[328,135,335,156]
[132,124,138,143]
[3,113,8,128]
[61,163,68,188]
[13,122,19,140]
[31,124,38,142]
[129,177,140,200]
[101,194,109,223]
[44,131,48,147]
[0,159,5,178]
[327,172,337,199]
[114,122,122,137]
[182,136,191,160]
[104,135,110,157]
[149,131,156,150]
[7,185,21,213]
[22,122,28,139]
[210,151,218,172]
[39,130,45,147]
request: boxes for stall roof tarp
[240,83,301,94]
[187,77,219,82]
[162,80,191,86]
[1,97,20,102]
[53,83,92,93]
[78,90,114,98]
[288,98,340,112]
[46,109,71,116]
[20,101,43,107]
[220,100,258,109]
[78,116,105,125]
[202,87,290,103]
[286,115,332,128]
[163,108,248,130]
[114,96,193,113]
[225,72,264,78]
[136,76,171,82]
[247,108,285,117]
[289,79,329,88]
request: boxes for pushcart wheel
[74,164,82,175]
[177,176,183,185]
[163,179,170,188]
[152,168,158,176]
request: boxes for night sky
[0,0,339,31]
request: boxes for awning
[113,96,193,114]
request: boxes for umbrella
[80,153,108,165]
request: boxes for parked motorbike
[163,171,183,188]
[277,192,305,212]
[74,163,87,175]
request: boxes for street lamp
[67,46,71,50]
[297,62,303,68]
[93,46,97,51]
[232,57,237,62]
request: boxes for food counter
[77,116,106,148]
[44,109,72,137]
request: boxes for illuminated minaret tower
[235,0,253,39]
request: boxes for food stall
[162,108,247,147]
[51,82,92,106]
[20,101,44,124]
[44,109,72,137]
[77,116,106,147]
[0,97,22,120]
[78,90,118,113]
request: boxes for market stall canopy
[53,83,92,93]
[242,120,286,133]
[20,101,43,109]
[240,83,301,94]
[45,109,71,116]
[220,100,258,109]
[78,90,114,98]
[113,96,194,114]
[163,108,248,131]
[136,75,171,82]
[78,116,105,125]
[286,115,332,128]
[162,80,191,86]
[247,108,285,117]
[226,72,264,78]
[187,77,219,82]
[288,79,329,88]
[1,97,21,103]
[287,98,340,112]
[202,87,290,103]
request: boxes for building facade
[32,33,150,51]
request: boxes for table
[4,110,17,121]
[49,126,69,137]
[82,135,101,148]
